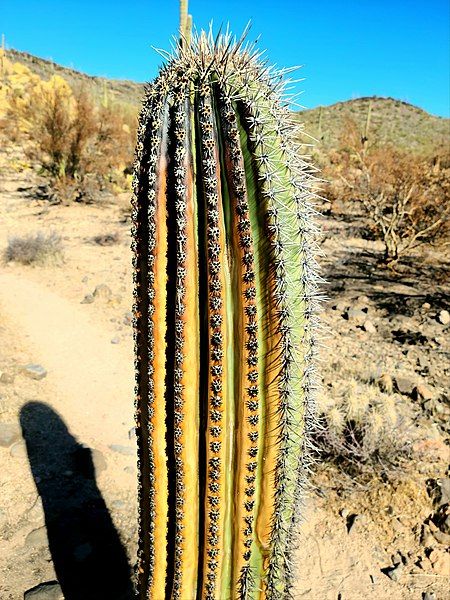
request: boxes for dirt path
[0,267,138,599]
[0,271,135,449]
[0,165,447,598]
[0,271,402,600]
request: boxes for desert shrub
[325,118,450,264]
[4,65,137,201]
[4,232,64,265]
[314,380,414,488]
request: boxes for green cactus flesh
[132,31,320,600]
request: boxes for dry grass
[322,119,450,264]
[4,232,64,265]
[314,380,416,488]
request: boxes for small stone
[395,374,417,396]
[345,307,367,325]
[10,441,27,458]
[422,302,431,310]
[423,399,435,412]
[437,478,450,506]
[111,499,126,510]
[128,427,136,441]
[73,542,93,562]
[432,529,450,545]
[81,293,94,304]
[347,514,366,534]
[362,320,376,334]
[0,371,14,384]
[21,364,47,380]
[435,401,450,417]
[331,299,348,312]
[378,373,393,394]
[423,593,436,600]
[109,444,135,456]
[412,438,448,461]
[25,525,48,547]
[123,311,133,326]
[339,508,350,519]
[421,532,436,548]
[442,515,450,534]
[93,284,112,301]
[428,549,449,575]
[0,422,21,447]
[24,581,63,600]
[26,497,44,524]
[383,562,404,581]
[414,383,435,401]
[437,310,449,325]
[421,524,435,546]
[111,337,120,344]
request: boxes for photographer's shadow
[20,401,134,600]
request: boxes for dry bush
[314,380,414,488]
[4,232,64,265]
[325,118,450,264]
[6,71,137,202]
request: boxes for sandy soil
[0,153,448,599]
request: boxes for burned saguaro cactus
[132,29,320,600]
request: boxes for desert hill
[298,96,449,153]
[6,48,449,153]
[5,48,144,108]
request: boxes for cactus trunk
[132,31,320,600]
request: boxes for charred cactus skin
[132,31,321,600]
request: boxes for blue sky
[1,0,449,116]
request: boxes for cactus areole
[132,25,320,600]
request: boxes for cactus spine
[132,28,320,600]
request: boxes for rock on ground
[21,364,47,380]
[24,582,63,600]
[0,422,21,447]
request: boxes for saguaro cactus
[132,25,320,600]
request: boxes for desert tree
[330,118,449,264]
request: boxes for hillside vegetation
[4,48,143,109]
[298,97,449,154]
[0,49,137,202]
[1,47,448,262]
[5,48,449,155]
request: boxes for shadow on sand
[20,401,134,600]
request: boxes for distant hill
[296,96,449,154]
[6,49,449,154]
[5,48,144,108]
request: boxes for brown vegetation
[4,231,64,265]
[1,52,137,203]
[324,118,450,264]
[314,379,414,488]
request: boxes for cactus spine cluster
[132,26,320,600]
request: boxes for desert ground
[0,138,449,600]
